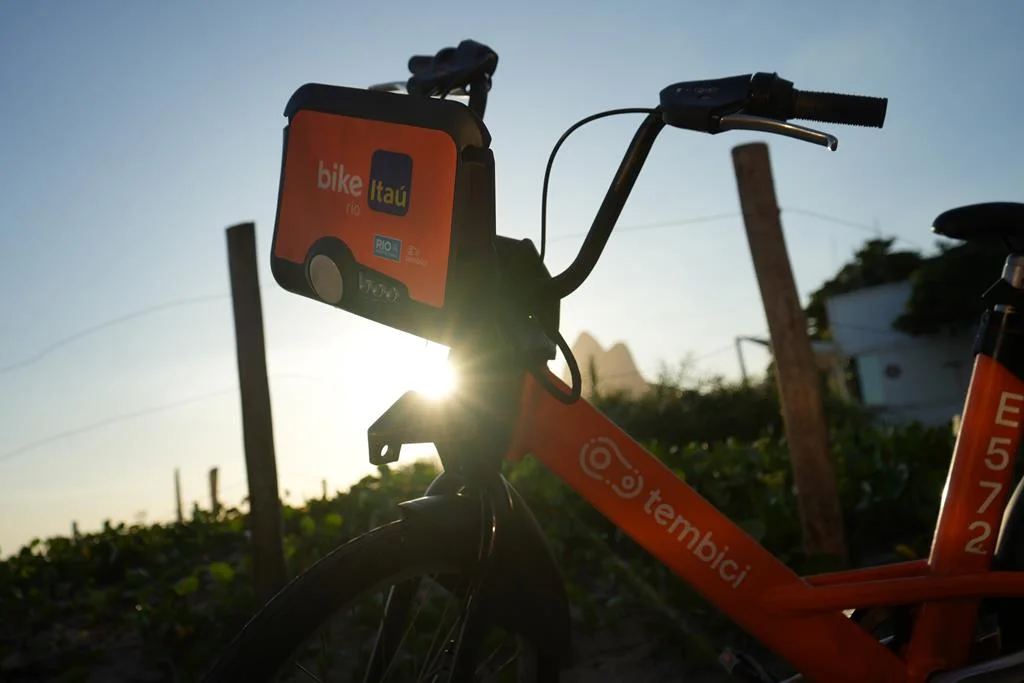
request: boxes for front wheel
[199,513,546,682]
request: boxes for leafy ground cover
[1,383,957,682]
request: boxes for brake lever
[718,114,839,151]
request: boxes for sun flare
[412,354,458,399]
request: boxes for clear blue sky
[2,1,1022,555]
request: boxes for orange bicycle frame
[506,344,1024,682]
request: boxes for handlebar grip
[408,55,436,74]
[792,89,888,128]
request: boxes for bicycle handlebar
[374,43,888,300]
[549,113,666,298]
[406,40,498,118]
[789,89,888,127]
[407,40,497,95]
[551,72,888,297]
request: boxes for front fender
[398,480,572,662]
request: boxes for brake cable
[527,323,582,405]
[526,107,659,403]
[539,108,658,261]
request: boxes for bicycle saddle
[933,202,1024,252]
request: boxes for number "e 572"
[965,391,1023,555]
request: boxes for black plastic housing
[270,84,499,345]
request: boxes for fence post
[732,143,848,563]
[174,468,184,524]
[209,467,220,517]
[226,222,287,602]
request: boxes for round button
[309,254,344,304]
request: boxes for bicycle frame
[504,312,1024,683]
[248,39,1024,683]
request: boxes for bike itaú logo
[317,160,364,196]
[579,436,752,589]
[368,149,412,216]
[315,151,411,217]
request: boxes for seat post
[1001,253,1024,295]
[991,253,1024,316]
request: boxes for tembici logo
[579,436,752,589]
[368,149,412,216]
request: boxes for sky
[1,1,1023,556]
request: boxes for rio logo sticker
[579,436,751,589]
[373,235,402,262]
[368,149,412,216]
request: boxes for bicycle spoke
[379,577,445,681]
[415,579,470,681]
[292,661,323,683]
[474,644,516,678]
[418,612,464,681]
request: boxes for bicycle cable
[533,107,657,403]
[527,323,582,405]
[539,107,658,262]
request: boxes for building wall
[826,281,976,426]
[853,339,974,424]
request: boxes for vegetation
[0,372,957,682]
[804,235,1004,340]
[804,238,923,341]
[894,239,1006,336]
[0,462,438,682]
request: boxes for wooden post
[209,467,220,517]
[731,143,847,563]
[174,468,184,524]
[322,478,328,500]
[226,222,287,601]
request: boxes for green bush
[0,377,957,680]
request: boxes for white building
[825,280,976,426]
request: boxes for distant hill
[562,332,648,399]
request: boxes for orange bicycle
[201,40,1024,682]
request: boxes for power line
[692,342,738,361]
[0,280,277,377]
[588,322,934,386]
[0,207,917,379]
[547,213,739,244]
[566,341,739,384]
[545,206,915,247]
[0,293,228,376]
[781,208,929,250]
[219,479,248,494]
[0,388,236,464]
[782,207,878,234]
[0,373,324,465]
[640,342,739,378]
